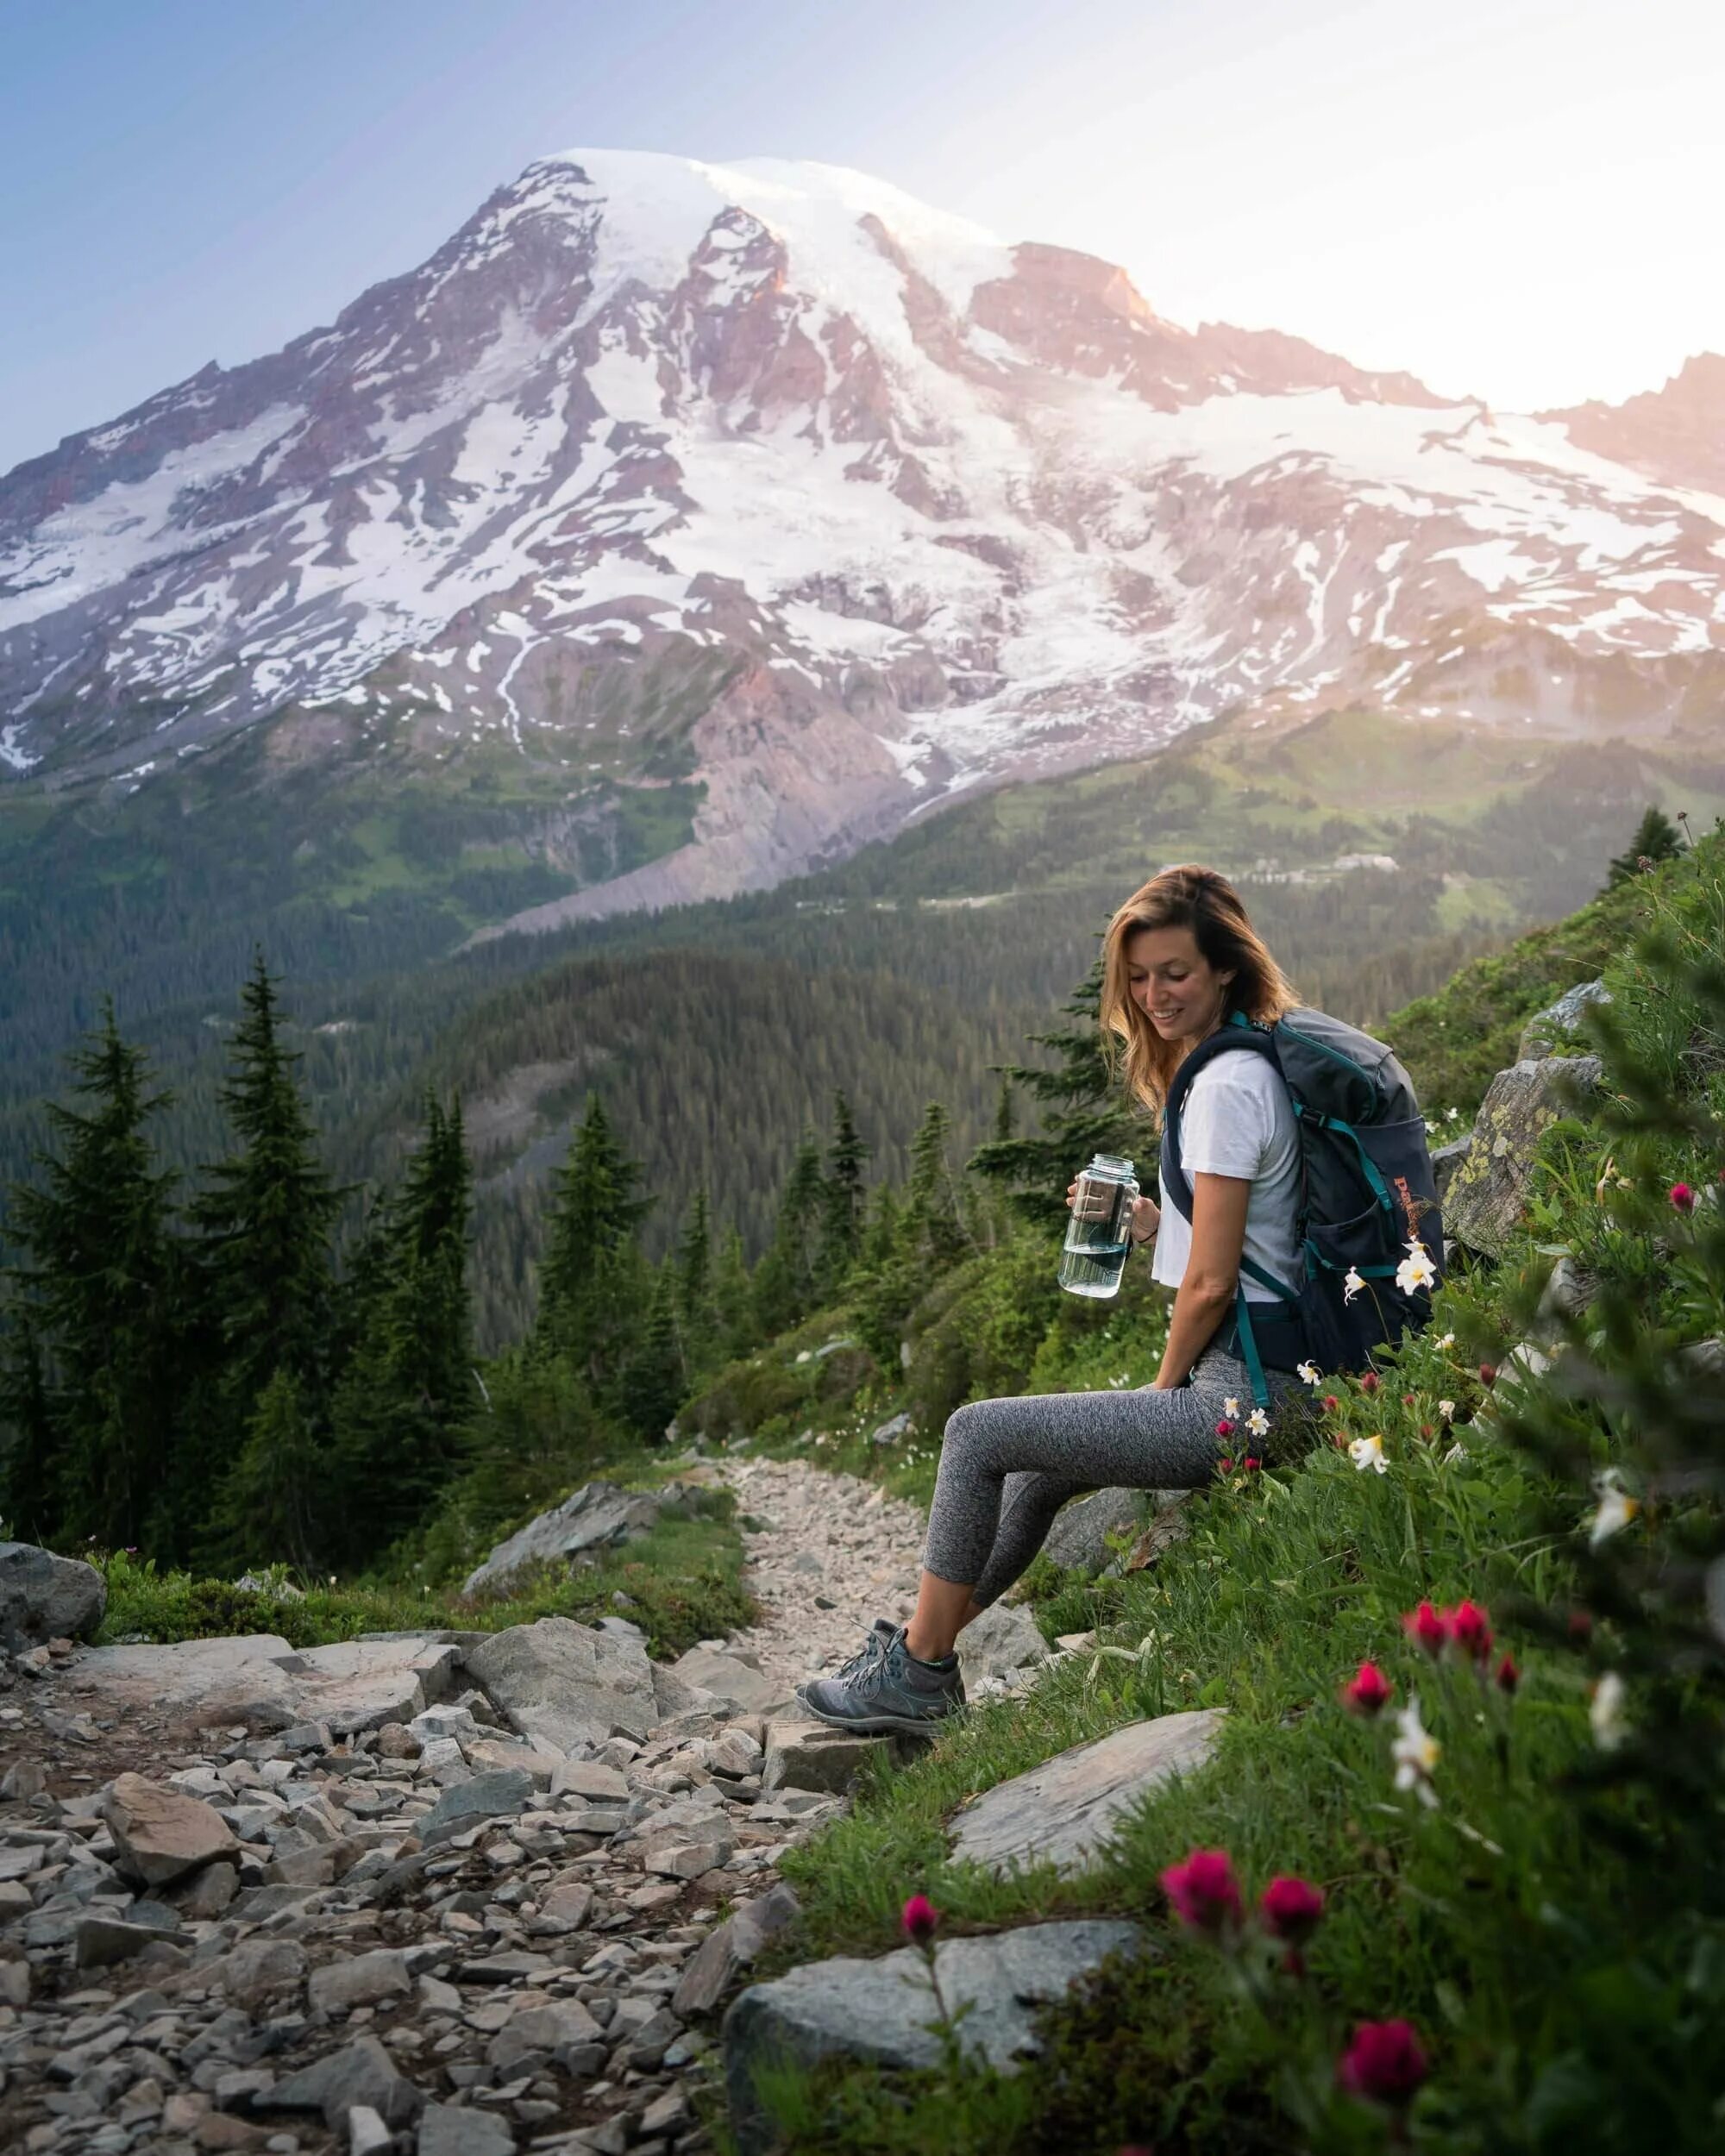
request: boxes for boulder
[950,1708,1226,1877]
[0,1542,106,1651]
[761,1720,884,1794]
[724,1920,1148,2154]
[73,1915,173,1969]
[486,1995,605,2071]
[417,1769,533,1849]
[674,1882,800,2017]
[669,1645,786,1715]
[461,1479,678,1598]
[1040,1488,1156,1573]
[957,1601,1050,1691]
[216,1937,310,2014]
[308,1948,412,2015]
[67,1631,460,1735]
[1445,1056,1604,1257]
[1430,1136,1472,1206]
[1517,978,1611,1060]
[104,1772,241,1888]
[269,2034,423,2131]
[266,1637,461,1734]
[466,1617,661,1752]
[417,2104,517,2156]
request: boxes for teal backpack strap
[1234,1288,1271,1411]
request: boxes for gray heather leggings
[922,1344,1310,1609]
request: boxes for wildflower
[1477,1363,1497,1388]
[1567,1608,1594,1643]
[1670,1181,1697,1213]
[1391,1696,1441,1806]
[1437,1330,1455,1349]
[1241,1455,1262,1473]
[900,1893,940,1946]
[1159,1848,1243,1936]
[1247,1407,1270,1438]
[1224,1396,1241,1420]
[1438,1398,1455,1420]
[1359,1371,1380,1395]
[1348,1433,1388,1475]
[1338,2018,1430,2107]
[1590,1672,1628,1751]
[1259,1873,1325,1941]
[1296,1360,1321,1386]
[1322,1394,1341,1413]
[1495,1652,1520,1694]
[1218,1457,1234,1474]
[1446,1106,1460,1121]
[1401,1601,1446,1656]
[1588,1468,1641,1548]
[1343,1267,1365,1302]
[1396,1238,1438,1294]
[1341,1659,1395,1715]
[1215,1418,1236,1439]
[1402,1392,1416,1406]
[1446,1599,1493,1663]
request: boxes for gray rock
[1517,978,1611,1060]
[266,1636,461,1734]
[0,1542,106,1651]
[104,1772,241,1887]
[465,1618,661,1753]
[869,1413,912,1446]
[668,1645,785,1715]
[950,1708,1226,1877]
[486,1996,604,2071]
[650,1661,725,1720]
[1040,1488,1157,1573]
[1537,1253,1596,1334]
[73,1915,170,1968]
[418,2104,518,2156]
[347,2108,394,2156]
[269,2034,423,2130]
[724,1921,1148,2154]
[417,1769,533,1848]
[308,1948,411,2015]
[66,1630,457,1734]
[761,1720,884,1794]
[1430,1136,1472,1206]
[1445,1056,1604,1257]
[461,1479,676,1598]
[956,1601,1049,1690]
[674,1882,800,2017]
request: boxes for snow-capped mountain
[3,149,1722,930]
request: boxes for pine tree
[817,1092,869,1290]
[0,1002,186,1550]
[1605,805,1684,890]
[710,1225,756,1363]
[901,1100,969,1267]
[968,951,1145,1222]
[190,952,343,1427]
[206,1369,322,1577]
[619,1260,686,1442]
[992,1075,1015,1144]
[752,1130,826,1336]
[535,1094,652,1397]
[674,1189,719,1376]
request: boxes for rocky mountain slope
[3,150,1722,932]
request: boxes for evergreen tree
[817,1092,869,1290]
[206,1369,322,1577]
[620,1260,686,1442]
[901,1100,969,1266]
[752,1130,825,1335]
[535,1093,652,1396]
[992,1075,1015,1144]
[710,1225,757,1363]
[0,1002,186,1550]
[191,952,343,1426]
[1605,805,1684,890]
[968,951,1145,1222]
[675,1188,722,1376]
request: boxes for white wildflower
[1425,1119,1437,1136]
[1391,1696,1441,1807]
[1396,1238,1439,1295]
[1247,1407,1271,1438]
[1348,1433,1388,1475]
[1343,1267,1365,1303]
[1446,1106,1460,1122]
[1438,1399,1456,1420]
[1296,1360,1321,1387]
[1590,1672,1628,1752]
[1587,1468,1641,1549]
[1437,1331,1456,1350]
[1224,1396,1241,1420]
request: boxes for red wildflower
[1567,1608,1594,1644]
[1215,1419,1236,1439]
[1337,2018,1429,2107]
[1217,1457,1233,1474]
[1359,1372,1380,1395]
[1258,1874,1325,1944]
[1445,1599,1493,1663]
[1478,1363,1497,1388]
[1402,1392,1416,1406]
[1242,1456,1261,1473]
[900,1893,940,1946]
[1670,1181,1697,1213]
[1159,1848,1243,1936]
[1322,1395,1341,1413]
[1495,1651,1520,1694]
[1421,1423,1434,1439]
[1340,1659,1395,1716]
[1401,1601,1446,1656]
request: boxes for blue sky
[3,0,1720,473]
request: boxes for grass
[92,1475,755,1663]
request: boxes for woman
[799,865,1313,1735]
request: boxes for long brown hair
[1101,865,1299,1114]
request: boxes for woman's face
[1123,924,1236,1045]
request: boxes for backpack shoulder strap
[1159,1015,1281,1225]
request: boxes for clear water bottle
[1060,1154,1139,1298]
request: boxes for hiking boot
[796,1621,965,1735]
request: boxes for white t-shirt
[1151,1050,1303,1304]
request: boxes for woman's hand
[1065,1181,1159,1246]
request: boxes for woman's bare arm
[1154,1170,1250,1388]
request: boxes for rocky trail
[0,1457,969,2156]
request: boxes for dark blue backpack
[1159,1008,1443,1407]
